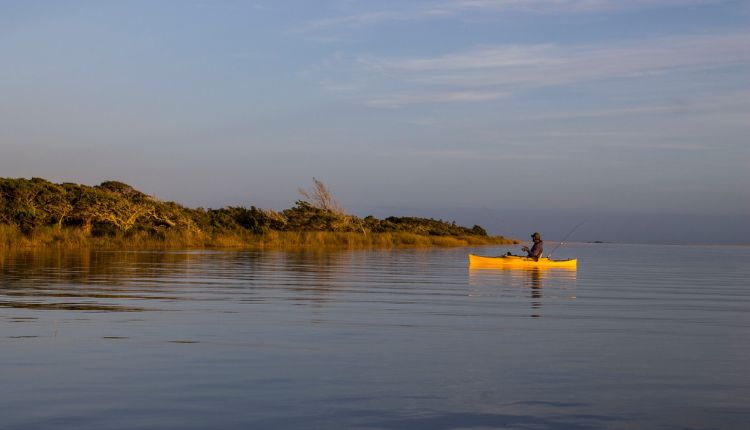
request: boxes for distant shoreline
[0,177,518,250]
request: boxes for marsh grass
[0,225,517,250]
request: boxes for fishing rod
[547,221,586,258]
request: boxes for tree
[96,181,147,199]
[471,225,488,236]
[69,186,102,233]
[93,193,152,232]
[0,178,47,232]
[38,181,74,229]
[146,201,202,233]
[70,186,151,233]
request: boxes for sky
[1,0,749,242]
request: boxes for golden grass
[243,231,517,249]
[0,225,518,250]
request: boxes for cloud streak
[364,90,509,108]
[431,0,726,15]
[296,11,404,32]
[337,31,750,107]
[297,0,729,33]
[362,32,750,87]
[527,92,750,120]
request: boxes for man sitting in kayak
[521,232,544,261]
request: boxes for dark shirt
[527,240,544,260]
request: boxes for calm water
[1,244,748,429]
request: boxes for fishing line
[547,221,586,258]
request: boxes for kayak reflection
[469,265,577,318]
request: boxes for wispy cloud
[295,11,406,33]
[528,92,750,120]
[296,0,728,34]
[362,44,555,72]
[362,32,750,88]
[364,90,509,108]
[410,148,572,161]
[430,0,725,15]
[334,31,750,107]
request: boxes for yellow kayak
[469,254,577,269]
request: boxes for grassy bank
[0,225,517,250]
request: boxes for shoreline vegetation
[0,177,518,250]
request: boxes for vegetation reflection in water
[0,248,403,313]
[0,249,202,312]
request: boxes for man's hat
[531,232,541,239]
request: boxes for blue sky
[1,0,749,227]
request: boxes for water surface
[1,244,749,429]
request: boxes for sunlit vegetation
[0,177,517,249]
